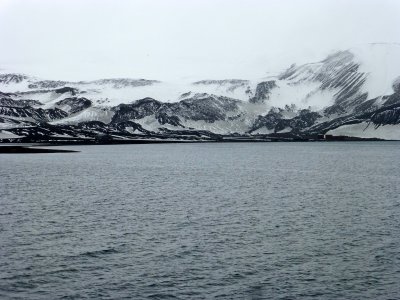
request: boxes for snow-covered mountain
[1,43,400,141]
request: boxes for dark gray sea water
[1,142,400,299]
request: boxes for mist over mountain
[1,43,400,141]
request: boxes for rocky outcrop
[249,108,321,133]
[111,98,162,123]
[161,94,240,122]
[155,112,184,127]
[1,45,400,140]
[0,74,28,84]
[55,97,92,114]
[249,81,277,104]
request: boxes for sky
[0,0,399,81]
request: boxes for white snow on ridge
[252,127,274,135]
[268,80,336,110]
[50,107,114,125]
[132,102,267,134]
[1,43,399,114]
[78,80,258,106]
[0,130,22,138]
[0,74,258,105]
[350,43,400,99]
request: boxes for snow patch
[350,43,400,98]
[0,130,22,139]
[50,107,114,125]
[327,122,400,140]
[268,81,335,110]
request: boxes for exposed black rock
[111,121,150,134]
[157,128,222,140]
[55,97,92,114]
[77,121,109,131]
[384,92,400,106]
[249,108,321,133]
[290,110,321,132]
[1,47,400,141]
[110,94,240,125]
[179,92,192,99]
[250,108,283,132]
[155,112,184,127]
[279,51,371,115]
[28,80,68,89]
[0,103,67,122]
[83,78,159,88]
[369,103,400,126]
[0,91,18,98]
[278,64,297,80]
[193,79,250,92]
[0,146,78,153]
[0,97,42,107]
[250,81,277,103]
[111,98,162,123]
[0,73,28,84]
[193,79,249,85]
[55,87,78,95]
[43,108,69,121]
[161,94,240,122]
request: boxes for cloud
[0,0,399,81]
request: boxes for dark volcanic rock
[0,146,78,153]
[250,81,277,104]
[370,104,400,126]
[0,91,17,98]
[161,94,240,123]
[111,94,240,125]
[250,108,283,132]
[84,78,159,88]
[193,79,250,92]
[155,112,184,127]
[43,108,69,121]
[28,80,68,89]
[279,51,369,115]
[55,97,92,114]
[0,74,28,84]
[0,97,42,107]
[77,121,108,131]
[290,110,321,132]
[384,92,400,106]
[111,98,162,123]
[249,108,321,133]
[55,87,78,95]
[0,105,67,122]
[111,121,150,134]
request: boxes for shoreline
[0,137,395,153]
[0,146,79,154]
[0,134,389,147]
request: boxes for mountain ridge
[1,44,400,141]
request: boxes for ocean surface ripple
[1,142,399,299]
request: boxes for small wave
[1,268,79,281]
[0,212,12,216]
[35,230,74,237]
[147,293,181,299]
[80,247,119,258]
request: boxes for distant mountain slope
[1,43,399,141]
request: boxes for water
[1,142,399,299]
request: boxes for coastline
[0,135,393,153]
[0,146,79,154]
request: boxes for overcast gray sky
[0,0,399,81]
